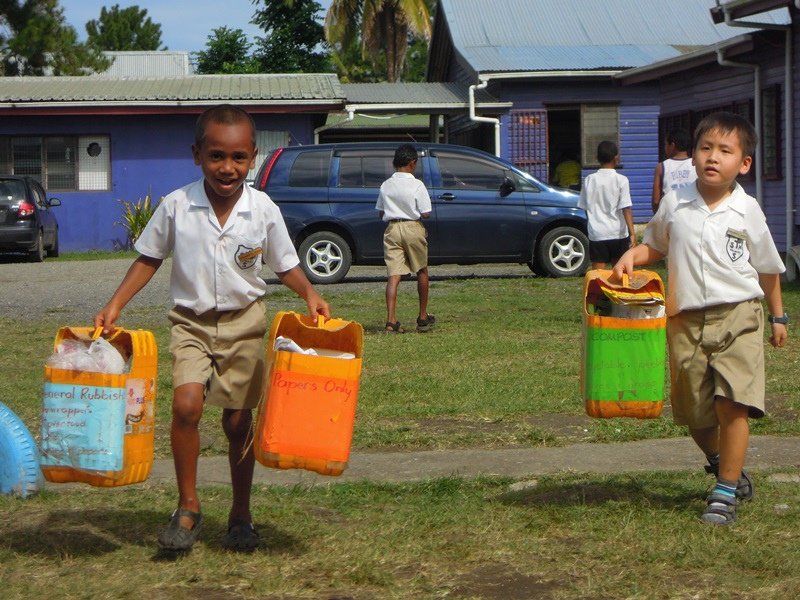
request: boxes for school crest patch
[235,245,262,269]
[726,235,745,262]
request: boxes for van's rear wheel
[298,231,352,284]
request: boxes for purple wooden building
[617,0,798,266]
[427,0,788,223]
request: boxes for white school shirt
[375,172,432,221]
[643,182,784,317]
[135,179,299,314]
[661,157,697,195]
[578,168,632,241]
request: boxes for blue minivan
[255,142,588,284]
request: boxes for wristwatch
[768,313,790,325]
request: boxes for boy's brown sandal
[222,521,260,552]
[385,321,405,334]
[416,314,436,333]
[157,508,203,551]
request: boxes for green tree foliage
[324,0,432,82]
[193,27,259,74]
[0,0,110,75]
[330,35,382,83]
[251,0,330,73]
[85,4,164,51]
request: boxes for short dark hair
[393,144,418,168]
[194,104,256,147]
[666,128,691,152]
[693,111,757,158]
[596,141,618,164]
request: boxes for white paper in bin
[609,303,666,319]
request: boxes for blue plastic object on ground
[0,400,43,498]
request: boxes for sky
[60,0,333,55]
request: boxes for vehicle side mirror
[500,177,516,197]
[47,198,61,207]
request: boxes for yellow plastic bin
[40,327,157,487]
[255,311,364,476]
[582,270,667,419]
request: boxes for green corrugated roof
[0,74,344,106]
[342,82,502,107]
[324,113,430,128]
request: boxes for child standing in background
[578,141,637,270]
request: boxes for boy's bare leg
[591,262,608,270]
[417,267,429,320]
[385,274,402,323]
[714,396,749,482]
[171,383,205,528]
[689,425,718,458]
[222,408,255,526]
[689,397,749,481]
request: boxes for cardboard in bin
[582,270,666,419]
[41,326,157,487]
[255,311,364,476]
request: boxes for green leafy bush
[116,194,160,248]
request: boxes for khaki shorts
[667,299,765,427]
[383,220,428,276]
[168,300,267,410]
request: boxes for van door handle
[438,193,456,201]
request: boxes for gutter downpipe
[469,78,501,157]
[314,109,354,144]
[719,2,794,266]
[715,49,762,205]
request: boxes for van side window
[338,151,422,188]
[436,154,507,191]
[363,155,394,187]
[339,152,394,188]
[338,155,363,187]
[288,151,330,187]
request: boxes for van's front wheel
[533,226,589,277]
[298,231,352,284]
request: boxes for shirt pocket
[719,226,751,270]
[230,235,265,271]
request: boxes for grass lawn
[2,472,800,599]
[1,270,799,598]
[3,271,799,455]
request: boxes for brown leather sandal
[157,508,203,551]
[385,321,405,334]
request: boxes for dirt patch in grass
[766,394,799,421]
[450,562,566,599]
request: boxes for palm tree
[324,0,432,82]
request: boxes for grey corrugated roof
[0,74,345,107]
[342,82,504,108]
[97,51,194,77]
[439,0,789,73]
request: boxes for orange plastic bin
[255,311,364,476]
[40,327,157,487]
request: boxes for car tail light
[15,201,35,217]
[257,148,283,190]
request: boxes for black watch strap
[768,312,789,325]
